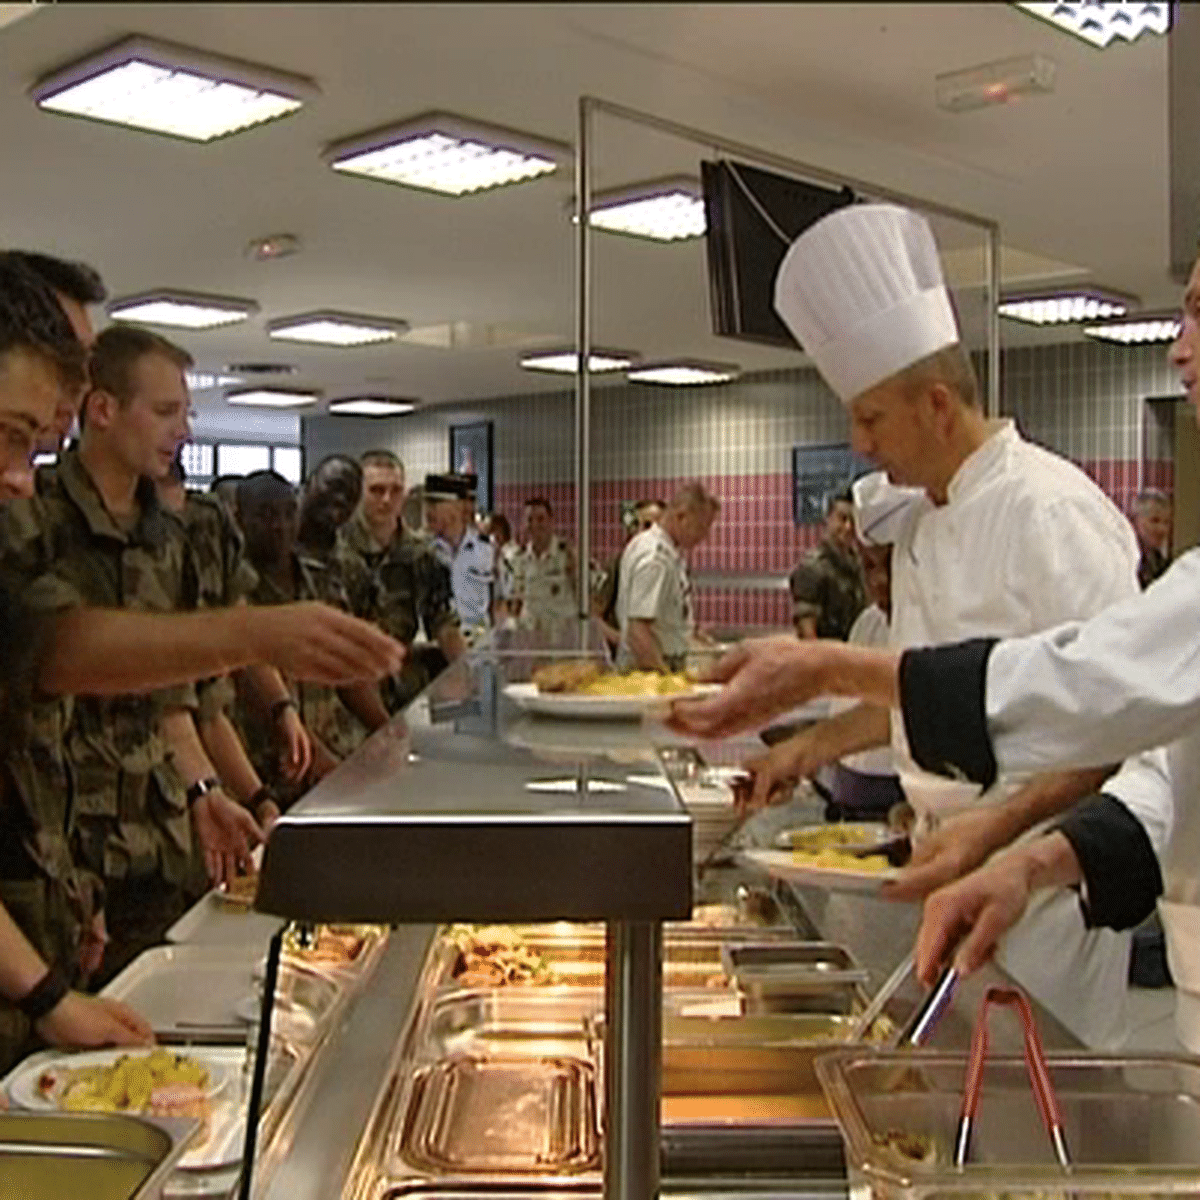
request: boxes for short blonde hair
[670,482,720,517]
[891,343,980,409]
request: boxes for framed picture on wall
[449,420,494,513]
[792,442,873,526]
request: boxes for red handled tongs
[954,985,1071,1170]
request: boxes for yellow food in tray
[787,825,885,852]
[790,848,891,873]
[40,1049,209,1114]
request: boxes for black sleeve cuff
[898,638,999,789]
[1057,793,1163,931]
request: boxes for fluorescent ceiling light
[627,360,740,386]
[519,348,638,374]
[576,177,706,242]
[185,370,242,391]
[935,54,1056,112]
[108,290,258,330]
[30,35,315,142]
[225,388,319,408]
[329,397,417,416]
[267,311,409,347]
[324,111,567,196]
[998,288,1134,325]
[1083,315,1182,345]
[1014,2,1170,49]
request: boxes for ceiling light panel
[30,36,316,142]
[519,348,637,374]
[325,111,567,196]
[267,311,409,347]
[225,388,319,408]
[627,361,740,386]
[108,290,258,330]
[1014,2,1170,49]
[329,397,417,416]
[584,178,706,242]
[1083,316,1182,344]
[998,288,1133,325]
[185,370,242,390]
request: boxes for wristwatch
[186,776,222,806]
[270,697,297,724]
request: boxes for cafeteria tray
[102,944,263,1041]
[817,1050,1200,1200]
[166,889,284,947]
[0,1109,194,1200]
[397,1053,599,1176]
[721,941,869,1013]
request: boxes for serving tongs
[954,985,1071,1170]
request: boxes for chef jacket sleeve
[898,548,1200,783]
[624,556,670,622]
[1056,792,1164,931]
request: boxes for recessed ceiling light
[1083,314,1182,345]
[185,370,242,391]
[225,387,319,408]
[572,177,706,242]
[519,348,638,374]
[30,35,316,142]
[998,287,1135,325]
[267,311,409,347]
[323,111,567,196]
[329,396,418,416]
[108,290,258,330]
[627,360,740,386]
[226,361,296,376]
[1014,2,1171,49]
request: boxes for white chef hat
[773,203,960,404]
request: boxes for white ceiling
[0,3,1176,420]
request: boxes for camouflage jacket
[179,493,259,723]
[3,451,197,884]
[788,539,867,642]
[235,549,368,780]
[338,512,458,709]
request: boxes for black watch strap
[186,776,221,806]
[18,965,69,1022]
[270,697,297,724]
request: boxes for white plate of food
[9,1046,231,1113]
[738,847,899,894]
[504,662,718,721]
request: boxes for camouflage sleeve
[195,675,235,724]
[338,550,376,619]
[788,551,827,622]
[153,683,199,713]
[418,548,459,638]
[0,497,85,614]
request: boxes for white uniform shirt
[828,605,895,777]
[615,524,693,670]
[433,527,494,631]
[512,536,576,630]
[884,419,1166,1048]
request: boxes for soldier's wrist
[19,965,70,1022]
[186,776,223,806]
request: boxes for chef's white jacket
[870,419,1173,1048]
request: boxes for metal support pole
[574,96,593,620]
[985,223,1002,418]
[604,920,663,1200]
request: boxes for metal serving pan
[0,1109,194,1200]
[721,941,870,1014]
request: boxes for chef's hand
[276,707,313,783]
[192,790,263,887]
[667,637,831,741]
[78,911,108,980]
[883,807,1013,902]
[253,602,405,685]
[742,731,826,811]
[37,992,155,1050]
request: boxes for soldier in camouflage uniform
[788,489,867,641]
[338,451,463,712]
[235,470,372,797]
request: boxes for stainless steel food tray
[0,1109,194,1200]
[721,941,870,1013]
[397,1053,599,1177]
